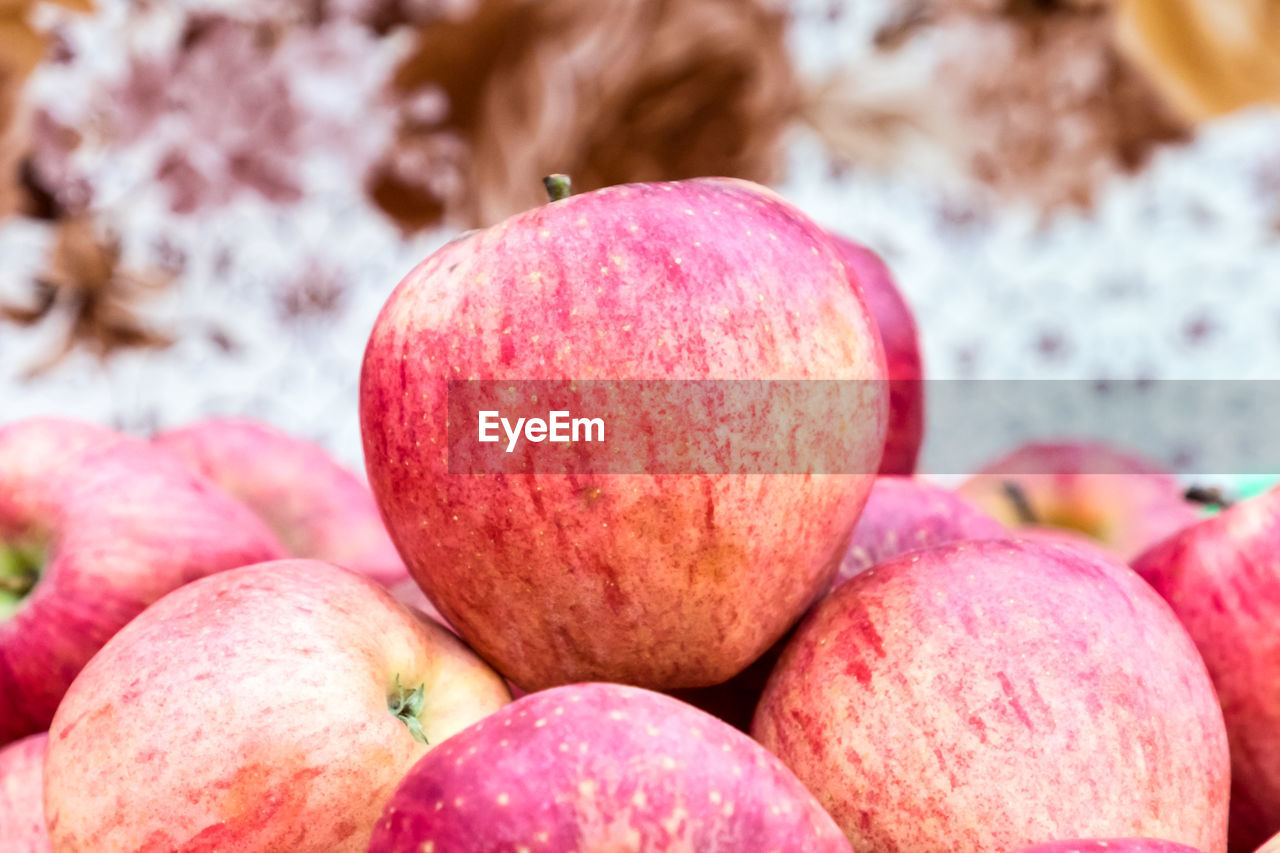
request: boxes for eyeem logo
[478,410,605,453]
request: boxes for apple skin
[957,441,1200,561]
[674,475,1005,731]
[836,475,1006,584]
[0,420,288,746]
[830,236,924,475]
[389,577,451,630]
[368,682,851,852]
[0,732,50,852]
[1012,842,1204,853]
[1130,488,1280,853]
[154,417,409,587]
[360,178,888,691]
[752,538,1230,853]
[0,418,126,518]
[44,559,512,852]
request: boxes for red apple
[1130,488,1280,852]
[154,417,408,586]
[836,475,1006,584]
[830,236,924,475]
[0,732,49,852]
[1013,842,1204,853]
[753,539,1230,853]
[0,419,287,746]
[957,441,1201,561]
[44,559,511,852]
[368,682,851,852]
[360,177,888,691]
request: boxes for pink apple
[154,417,408,586]
[44,559,511,852]
[1130,488,1280,852]
[360,177,888,691]
[0,732,49,852]
[957,441,1201,561]
[753,538,1230,853]
[0,418,286,746]
[0,418,125,517]
[836,475,1006,584]
[368,682,851,852]
[830,236,924,475]
[1013,842,1204,853]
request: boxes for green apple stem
[1000,480,1040,526]
[388,675,430,745]
[0,542,42,620]
[542,174,572,203]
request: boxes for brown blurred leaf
[370,0,800,230]
[874,0,1190,210]
[1,217,175,378]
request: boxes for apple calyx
[542,173,572,202]
[388,675,429,745]
[0,541,43,620]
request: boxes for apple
[957,441,1201,561]
[360,177,888,691]
[753,538,1230,853]
[673,475,1006,731]
[0,418,125,517]
[368,681,851,852]
[1130,487,1280,853]
[0,732,49,852]
[1013,842,1204,853]
[836,475,1006,584]
[830,236,924,475]
[389,577,451,630]
[154,417,409,586]
[0,418,287,746]
[44,559,512,852]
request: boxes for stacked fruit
[1,177,1275,853]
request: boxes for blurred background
[1,0,1278,469]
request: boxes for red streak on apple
[369,682,852,852]
[1131,488,1280,853]
[360,178,888,691]
[830,236,924,475]
[753,538,1229,853]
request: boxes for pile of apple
[2,176,1278,853]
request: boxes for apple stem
[1184,485,1234,510]
[542,174,572,203]
[1000,481,1040,526]
[0,543,41,619]
[388,675,430,745]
